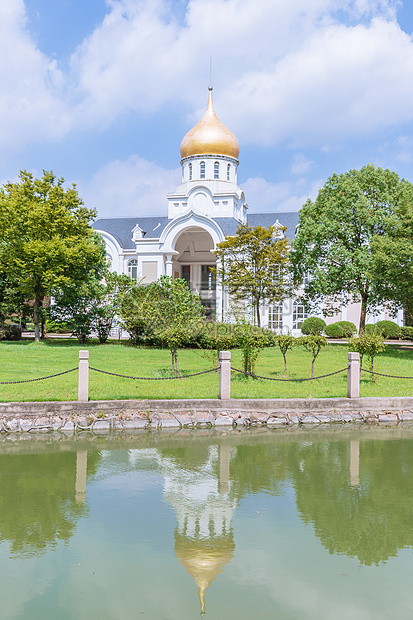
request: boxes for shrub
[375,320,401,339]
[301,317,326,335]
[299,334,327,378]
[335,321,357,337]
[0,325,22,341]
[45,319,70,334]
[324,323,344,338]
[348,333,386,381]
[365,324,377,334]
[401,326,413,341]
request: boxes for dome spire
[180,88,239,160]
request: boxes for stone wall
[1,397,413,433]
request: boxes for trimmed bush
[365,324,377,334]
[401,326,413,341]
[335,321,357,337]
[324,323,344,339]
[301,316,326,335]
[375,320,401,339]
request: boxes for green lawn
[0,338,412,402]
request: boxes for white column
[219,351,231,400]
[347,352,360,398]
[165,254,173,277]
[78,350,89,402]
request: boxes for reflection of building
[130,444,237,614]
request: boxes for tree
[214,224,291,327]
[348,333,386,382]
[272,334,297,374]
[299,334,327,378]
[0,170,104,342]
[117,276,205,374]
[290,165,413,332]
[52,268,123,344]
[370,200,413,325]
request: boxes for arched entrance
[173,227,216,318]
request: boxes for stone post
[78,350,89,402]
[347,352,360,399]
[219,351,231,400]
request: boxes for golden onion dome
[180,88,239,160]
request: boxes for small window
[293,302,308,330]
[188,163,192,181]
[214,161,219,179]
[200,161,205,179]
[128,259,138,280]
[268,303,283,331]
[227,164,230,181]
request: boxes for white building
[93,88,403,333]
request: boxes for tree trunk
[283,352,287,374]
[175,349,179,376]
[371,354,375,383]
[359,293,368,334]
[311,356,315,379]
[256,303,261,328]
[33,296,40,343]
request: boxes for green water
[1,426,413,619]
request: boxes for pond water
[1,426,413,619]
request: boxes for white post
[219,351,231,400]
[78,350,89,402]
[347,352,360,398]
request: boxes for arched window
[227,164,231,181]
[214,161,219,179]
[200,161,205,179]
[188,163,192,180]
[128,259,138,280]
[292,302,308,330]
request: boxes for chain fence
[361,368,413,380]
[230,366,348,382]
[89,366,219,380]
[0,368,78,385]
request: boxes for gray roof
[93,212,300,250]
[93,217,169,249]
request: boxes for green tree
[214,224,291,327]
[370,200,413,325]
[117,276,205,374]
[52,266,125,344]
[272,334,297,374]
[348,333,386,382]
[290,165,413,332]
[299,334,327,378]
[0,170,103,342]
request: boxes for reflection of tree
[0,450,100,557]
[287,439,413,565]
[229,442,288,499]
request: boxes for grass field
[0,338,412,402]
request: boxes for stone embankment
[1,397,413,433]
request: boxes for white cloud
[241,176,322,213]
[77,155,180,218]
[291,153,315,176]
[0,0,70,149]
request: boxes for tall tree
[0,170,104,342]
[290,165,413,332]
[370,200,413,325]
[214,224,291,327]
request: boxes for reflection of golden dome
[174,532,235,615]
[180,88,239,160]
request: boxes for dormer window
[214,161,219,179]
[188,163,192,180]
[227,164,230,180]
[200,161,205,179]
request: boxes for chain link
[89,366,219,380]
[231,366,348,382]
[0,368,78,385]
[361,368,413,379]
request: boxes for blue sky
[2,0,413,218]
